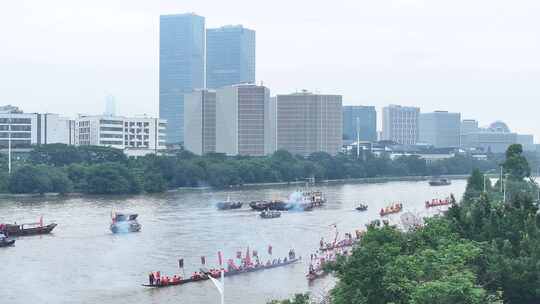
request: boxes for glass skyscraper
[206,25,255,89]
[159,13,205,144]
[342,106,377,142]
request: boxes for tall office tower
[382,105,420,145]
[342,105,377,143]
[419,111,461,148]
[206,25,256,89]
[274,91,342,156]
[215,84,271,156]
[184,89,217,155]
[159,13,205,144]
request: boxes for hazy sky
[1,0,539,141]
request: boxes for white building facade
[0,106,74,150]
[75,115,166,156]
[382,105,420,145]
[184,89,217,155]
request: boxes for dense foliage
[0,144,503,195]
[268,294,311,304]
[328,144,540,304]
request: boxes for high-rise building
[104,94,117,116]
[159,13,205,144]
[215,84,272,156]
[184,89,217,155]
[274,91,342,156]
[419,111,461,148]
[75,115,166,157]
[342,106,377,143]
[206,25,255,89]
[382,105,420,145]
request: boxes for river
[0,179,466,304]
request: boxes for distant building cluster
[158,12,537,158]
[0,105,166,157]
[2,12,537,160]
[160,13,344,157]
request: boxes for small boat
[356,204,368,211]
[0,233,15,247]
[303,190,326,207]
[260,210,281,219]
[307,269,328,282]
[379,203,403,216]
[429,178,452,186]
[249,200,289,211]
[216,201,243,210]
[110,213,141,233]
[0,220,57,237]
[425,194,456,208]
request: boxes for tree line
[315,144,540,304]
[0,143,503,195]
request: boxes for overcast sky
[1,0,539,141]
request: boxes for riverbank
[228,174,471,189]
[0,173,507,198]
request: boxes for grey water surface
[0,180,466,304]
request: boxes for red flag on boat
[178,258,184,268]
[268,244,273,255]
[218,251,223,266]
[201,256,206,265]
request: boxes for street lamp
[201,264,225,304]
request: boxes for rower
[149,272,155,285]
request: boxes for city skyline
[1,1,540,141]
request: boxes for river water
[0,180,466,304]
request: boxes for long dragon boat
[142,257,301,288]
[319,239,357,252]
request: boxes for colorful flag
[178,258,184,268]
[201,256,206,265]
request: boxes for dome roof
[488,121,511,133]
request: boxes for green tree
[8,165,52,194]
[267,294,310,304]
[144,172,167,193]
[503,144,531,180]
[85,163,140,194]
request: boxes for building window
[99,119,123,125]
